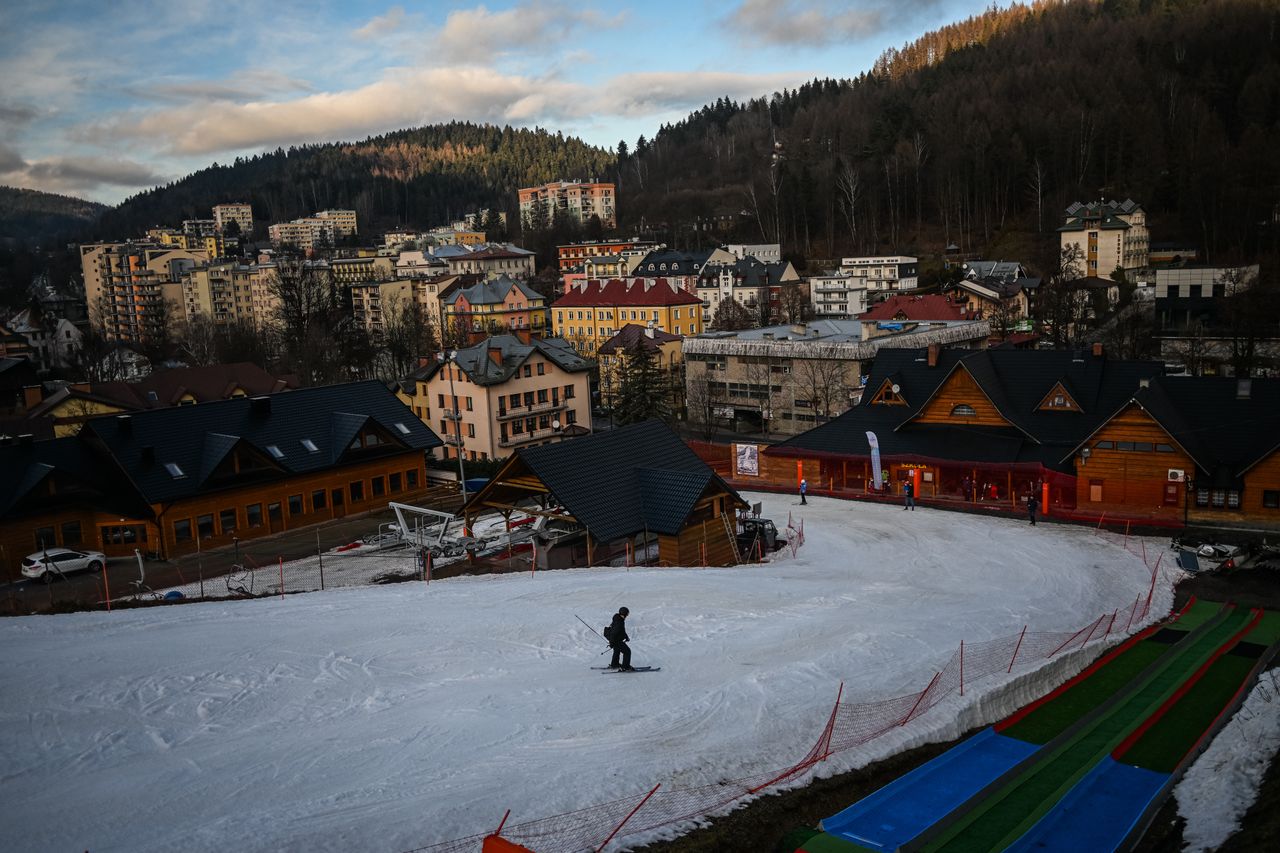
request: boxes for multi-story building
[80,242,207,345]
[857,294,978,340]
[1059,198,1150,276]
[695,257,801,323]
[808,272,870,319]
[519,180,617,229]
[1154,264,1259,330]
[398,335,592,462]
[180,262,262,328]
[597,324,685,414]
[444,245,536,279]
[442,275,548,344]
[182,219,218,238]
[556,239,655,272]
[726,244,782,263]
[629,248,735,296]
[551,278,704,357]
[331,255,395,286]
[313,209,358,237]
[268,218,335,250]
[213,203,253,235]
[837,256,919,291]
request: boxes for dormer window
[301,438,319,453]
[394,423,411,435]
[267,445,285,459]
[950,404,977,417]
[165,462,186,479]
[1037,382,1082,412]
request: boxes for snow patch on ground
[1176,669,1280,852]
[0,494,1170,852]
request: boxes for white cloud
[602,71,806,114]
[724,0,939,46]
[0,152,167,197]
[132,69,316,103]
[435,2,626,62]
[354,6,408,40]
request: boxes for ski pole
[576,614,622,655]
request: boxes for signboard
[735,444,759,477]
[714,406,735,419]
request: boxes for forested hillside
[624,0,1280,270]
[97,123,617,240]
[0,186,105,244]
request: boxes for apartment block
[399,335,592,463]
[443,275,547,344]
[519,180,617,229]
[444,246,536,280]
[808,272,871,318]
[213,202,253,234]
[552,278,704,357]
[80,242,207,345]
[556,239,655,272]
[837,256,919,291]
[313,209,358,236]
[1059,198,1150,276]
[268,209,358,249]
[180,262,262,328]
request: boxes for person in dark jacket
[1027,493,1039,526]
[799,479,808,505]
[607,607,633,671]
[903,479,915,510]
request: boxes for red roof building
[551,278,703,356]
[858,294,975,322]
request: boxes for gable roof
[598,324,683,355]
[490,419,744,542]
[31,363,297,415]
[444,274,542,307]
[81,381,441,504]
[859,294,974,322]
[0,436,144,519]
[410,335,592,386]
[770,348,1164,471]
[553,278,703,308]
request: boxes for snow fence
[417,523,1175,853]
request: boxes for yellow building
[551,278,704,357]
[181,262,261,327]
[80,242,207,345]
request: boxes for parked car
[21,547,107,583]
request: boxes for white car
[21,547,107,583]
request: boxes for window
[198,514,215,539]
[1134,442,1154,452]
[524,391,534,407]
[510,393,520,409]
[465,396,473,411]
[523,365,531,377]
[539,414,551,430]
[267,444,284,460]
[1156,443,1175,453]
[1211,489,1226,508]
[1227,490,1241,509]
[537,389,548,403]
[565,385,575,399]
[268,502,282,524]
[1089,480,1103,502]
[512,420,524,434]
[174,518,193,542]
[301,438,319,453]
[950,404,977,417]
[1196,487,1209,507]
[394,422,411,435]
[246,504,263,528]
[390,472,402,492]
[566,410,577,425]
[372,477,385,497]
[1117,441,1135,451]
[220,509,237,533]
[438,393,445,408]
[165,462,186,479]
[350,480,365,502]
[466,423,475,438]
[312,489,327,510]
[34,525,54,549]
[288,494,304,515]
[537,362,545,375]
[1263,490,1280,509]
[61,521,82,546]
[406,469,419,488]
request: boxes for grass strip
[924,607,1252,853]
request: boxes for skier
[799,478,808,505]
[903,479,915,511]
[606,607,633,671]
[1027,493,1039,526]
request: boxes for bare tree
[268,254,339,384]
[837,157,861,250]
[794,357,853,422]
[178,315,221,367]
[711,297,755,331]
[777,283,812,324]
[684,370,726,442]
[377,293,438,380]
[742,355,780,439]
[1168,320,1214,376]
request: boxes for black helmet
[619,607,629,616]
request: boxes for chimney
[250,395,271,416]
[927,342,941,368]
[488,346,504,366]
[644,326,655,339]
[1237,378,1252,399]
[22,385,43,410]
[116,414,132,436]
[1092,342,1104,358]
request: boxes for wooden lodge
[0,382,442,576]
[463,420,748,567]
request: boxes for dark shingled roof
[771,348,1164,472]
[81,381,441,504]
[409,335,591,386]
[0,436,145,518]
[511,419,744,542]
[598,324,682,355]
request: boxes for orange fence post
[1124,595,1140,633]
[595,783,661,853]
[1008,625,1027,672]
[821,682,845,761]
[1042,480,1050,516]
[102,564,111,611]
[901,671,941,725]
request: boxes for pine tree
[614,338,669,425]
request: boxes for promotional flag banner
[866,431,883,490]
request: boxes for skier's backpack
[603,624,614,642]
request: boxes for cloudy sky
[0,0,993,205]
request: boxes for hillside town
[2,1,1280,852]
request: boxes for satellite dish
[891,383,901,393]
[552,419,562,430]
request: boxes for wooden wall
[1073,404,1191,522]
[914,368,1010,427]
[1189,449,1280,528]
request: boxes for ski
[594,666,660,673]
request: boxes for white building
[212,203,253,235]
[1059,199,1150,276]
[838,256,919,291]
[725,244,782,263]
[808,272,870,318]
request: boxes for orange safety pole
[796,460,803,487]
[821,682,845,761]
[913,468,922,502]
[1124,595,1140,633]
[1102,609,1118,638]
[902,671,941,724]
[102,562,111,611]
[1008,625,1027,672]
[1042,480,1050,515]
[278,557,285,600]
[595,783,661,853]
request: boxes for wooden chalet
[767,344,1164,515]
[1065,376,1280,528]
[0,381,441,574]
[463,419,748,567]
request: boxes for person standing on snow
[800,478,808,505]
[1027,493,1039,526]
[606,607,633,671]
[903,479,916,510]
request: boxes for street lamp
[438,349,468,503]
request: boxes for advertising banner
[866,431,883,490]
